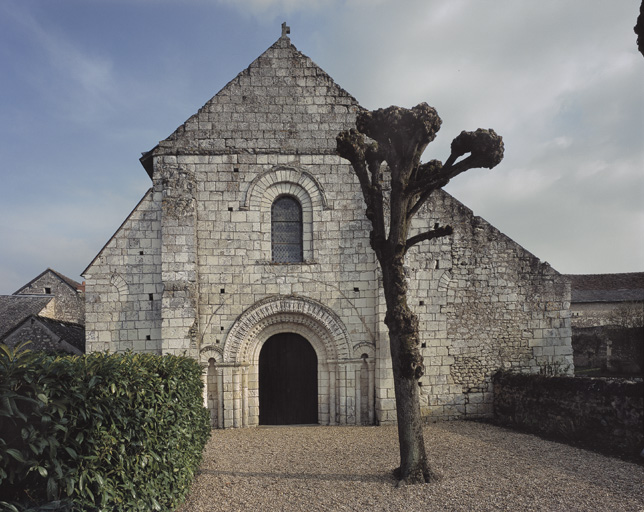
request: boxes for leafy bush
[0,344,210,511]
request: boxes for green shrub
[0,344,210,511]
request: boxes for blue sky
[1,0,643,293]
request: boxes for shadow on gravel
[197,469,391,483]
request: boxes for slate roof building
[83,27,572,428]
[14,268,85,325]
[0,295,55,339]
[1,269,85,355]
[566,273,644,328]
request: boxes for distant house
[566,273,644,375]
[14,268,85,325]
[566,273,644,328]
[0,269,85,355]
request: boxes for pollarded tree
[337,103,504,485]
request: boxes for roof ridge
[144,29,361,170]
[13,268,82,295]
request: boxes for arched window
[272,196,303,263]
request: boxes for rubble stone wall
[493,371,644,459]
[405,192,573,421]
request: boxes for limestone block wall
[83,32,574,428]
[404,191,573,421]
[83,190,163,353]
[181,153,381,427]
[154,158,199,358]
[155,37,360,157]
[37,299,57,322]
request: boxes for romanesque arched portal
[202,295,375,428]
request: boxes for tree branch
[405,224,453,252]
[406,129,504,218]
[337,129,388,246]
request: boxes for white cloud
[214,0,331,19]
[0,0,642,293]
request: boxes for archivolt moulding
[199,344,223,364]
[222,295,351,364]
[241,165,330,211]
[110,272,129,296]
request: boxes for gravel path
[178,421,644,511]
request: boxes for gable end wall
[83,189,162,353]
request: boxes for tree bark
[381,260,438,484]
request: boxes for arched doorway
[259,333,318,425]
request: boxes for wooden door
[259,333,318,425]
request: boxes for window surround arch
[243,166,330,263]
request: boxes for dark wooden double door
[259,333,318,425]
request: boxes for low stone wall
[492,371,643,460]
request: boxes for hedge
[0,344,210,511]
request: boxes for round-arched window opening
[271,195,303,263]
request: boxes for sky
[0,0,643,294]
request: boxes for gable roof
[32,316,85,353]
[14,268,82,295]
[566,272,644,303]
[0,295,53,339]
[141,32,361,178]
[3,315,84,355]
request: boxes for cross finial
[281,22,290,38]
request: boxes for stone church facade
[83,28,573,428]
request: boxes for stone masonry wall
[84,32,573,428]
[155,160,199,358]
[84,190,163,353]
[493,371,644,459]
[16,272,84,325]
[177,153,381,427]
[405,191,573,421]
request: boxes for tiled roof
[3,315,84,354]
[565,273,644,303]
[48,269,83,292]
[33,316,85,353]
[0,295,53,340]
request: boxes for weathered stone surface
[83,30,572,428]
[14,269,85,325]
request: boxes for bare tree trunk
[381,257,437,484]
[391,369,430,483]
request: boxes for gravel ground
[178,421,644,512]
